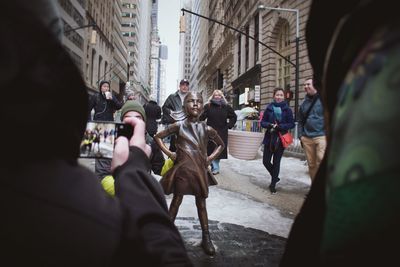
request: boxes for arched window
[276,22,291,90]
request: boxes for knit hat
[120,100,146,122]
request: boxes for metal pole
[64,23,96,34]
[181,8,296,68]
[293,36,300,141]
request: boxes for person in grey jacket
[298,77,326,180]
[161,79,190,151]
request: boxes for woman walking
[200,89,237,174]
[261,88,295,193]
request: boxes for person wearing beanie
[120,100,165,175]
[88,80,123,180]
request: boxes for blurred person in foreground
[281,0,400,266]
[0,1,192,266]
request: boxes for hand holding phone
[111,117,151,172]
[79,121,133,159]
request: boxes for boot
[201,230,215,256]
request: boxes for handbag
[279,132,293,148]
[161,158,174,176]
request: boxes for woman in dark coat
[200,89,237,174]
[154,92,224,256]
[144,99,162,137]
[260,88,294,194]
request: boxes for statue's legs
[169,194,183,222]
[196,196,215,256]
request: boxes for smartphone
[79,121,133,159]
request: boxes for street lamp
[258,5,300,139]
[64,23,97,44]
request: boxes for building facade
[190,0,313,117]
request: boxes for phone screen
[79,121,133,159]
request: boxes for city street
[79,149,311,266]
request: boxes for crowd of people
[4,0,397,265]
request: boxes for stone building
[188,0,313,117]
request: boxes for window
[254,13,259,65]
[276,22,291,90]
[245,25,249,70]
[237,35,241,75]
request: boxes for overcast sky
[158,0,181,96]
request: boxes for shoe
[201,230,216,256]
[269,184,277,194]
[212,171,219,175]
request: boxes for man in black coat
[0,2,192,266]
[161,79,190,151]
[144,98,162,137]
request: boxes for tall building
[188,0,313,115]
[149,0,161,103]
[158,45,168,105]
[121,0,152,103]
[112,0,129,95]
[190,0,209,99]
[178,0,192,82]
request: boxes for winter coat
[200,101,237,159]
[260,101,295,150]
[144,100,162,136]
[161,91,182,124]
[0,6,191,265]
[298,94,325,138]
[88,92,123,122]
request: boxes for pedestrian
[144,97,162,137]
[281,0,400,266]
[154,92,225,256]
[200,89,237,175]
[297,77,326,180]
[260,88,295,194]
[0,1,192,266]
[161,78,190,151]
[120,100,165,175]
[88,80,123,180]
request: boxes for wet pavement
[176,217,286,267]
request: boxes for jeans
[211,159,220,173]
[262,143,284,185]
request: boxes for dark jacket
[260,101,294,150]
[0,5,191,265]
[88,92,123,121]
[162,91,182,124]
[144,100,162,136]
[281,1,400,266]
[200,100,237,159]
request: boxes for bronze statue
[154,92,224,256]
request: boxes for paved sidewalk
[176,217,286,267]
